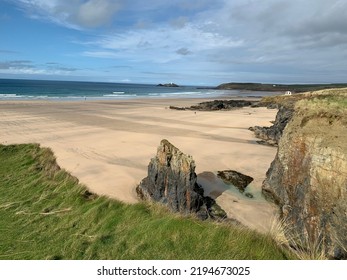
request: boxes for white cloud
[14,0,121,29]
[82,23,243,63]
[0,60,78,76]
[0,67,72,76]
[220,0,347,50]
[76,0,347,83]
[0,60,33,70]
[76,0,121,28]
[8,0,347,83]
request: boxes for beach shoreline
[0,97,278,232]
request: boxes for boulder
[137,139,227,220]
[217,170,253,192]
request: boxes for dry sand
[0,98,278,232]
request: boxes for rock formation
[262,93,347,259]
[217,170,253,192]
[157,83,179,87]
[249,106,294,146]
[136,139,226,220]
[170,99,257,111]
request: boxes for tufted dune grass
[0,144,291,260]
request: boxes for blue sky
[1,0,347,85]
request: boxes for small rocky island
[136,139,226,220]
[157,82,179,87]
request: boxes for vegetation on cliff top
[0,144,291,260]
[259,87,347,163]
[260,87,347,110]
[216,82,347,92]
[296,89,347,117]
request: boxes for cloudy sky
[1,0,346,85]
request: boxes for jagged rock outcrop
[170,100,257,111]
[136,139,227,220]
[249,106,294,146]
[262,94,347,259]
[217,170,253,192]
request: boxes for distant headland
[216,82,347,92]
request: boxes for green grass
[0,144,291,260]
[296,93,347,116]
[260,87,347,108]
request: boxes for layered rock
[217,170,253,192]
[136,139,226,220]
[249,106,294,146]
[262,96,347,259]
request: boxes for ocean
[0,79,275,100]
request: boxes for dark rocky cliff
[262,90,347,259]
[249,106,294,146]
[170,99,256,111]
[137,139,226,220]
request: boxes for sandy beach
[0,98,278,232]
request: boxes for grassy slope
[0,144,291,260]
[260,87,347,109]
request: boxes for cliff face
[263,94,347,259]
[137,139,226,220]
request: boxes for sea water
[0,79,278,101]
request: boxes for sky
[0,0,347,86]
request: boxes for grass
[260,87,347,110]
[0,144,291,260]
[269,218,327,260]
[296,92,347,120]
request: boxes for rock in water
[262,96,347,259]
[217,170,253,192]
[157,83,179,87]
[136,139,226,220]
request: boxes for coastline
[0,97,278,232]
